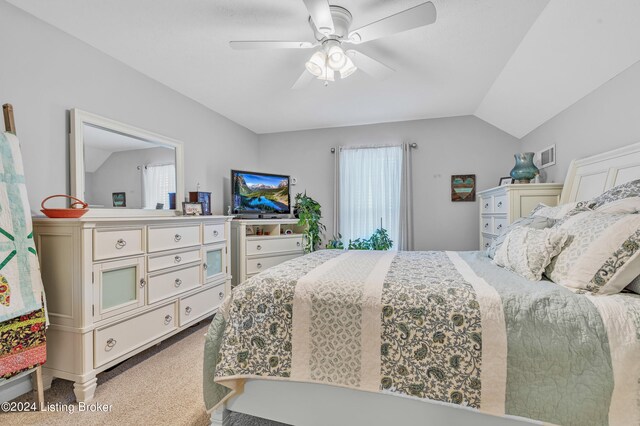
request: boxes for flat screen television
[231,170,291,216]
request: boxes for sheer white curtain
[142,164,176,209]
[338,145,403,249]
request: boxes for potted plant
[295,192,325,253]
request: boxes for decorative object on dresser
[478,183,563,251]
[112,192,126,207]
[499,177,513,186]
[189,191,212,215]
[509,152,540,183]
[451,174,476,202]
[32,216,231,402]
[183,201,204,216]
[40,194,89,218]
[230,219,305,287]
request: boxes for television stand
[231,218,306,287]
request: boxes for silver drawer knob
[174,255,182,263]
[256,244,262,251]
[139,278,146,288]
[164,315,172,324]
[219,292,224,300]
[213,230,219,237]
[484,203,489,208]
[497,224,503,230]
[203,263,208,270]
[115,239,127,249]
[484,223,489,228]
[485,243,490,248]
[106,338,117,349]
[257,263,262,269]
[497,201,503,207]
[174,234,182,242]
[185,306,192,315]
[296,241,301,247]
[175,278,182,287]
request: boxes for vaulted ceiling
[8,0,640,137]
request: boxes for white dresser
[231,219,305,286]
[32,216,231,402]
[477,183,563,250]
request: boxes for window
[339,145,403,249]
[142,164,176,209]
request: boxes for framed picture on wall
[451,175,476,202]
[112,192,126,207]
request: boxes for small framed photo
[112,192,126,207]
[499,177,514,186]
[182,202,203,216]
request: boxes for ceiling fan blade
[348,2,437,44]
[302,0,335,35]
[229,41,315,50]
[346,50,394,79]
[292,70,315,90]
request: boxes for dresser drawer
[148,225,201,253]
[147,264,201,304]
[494,217,508,235]
[246,236,303,256]
[148,249,201,272]
[203,223,226,245]
[246,253,302,275]
[94,302,176,367]
[494,195,508,214]
[179,284,225,326]
[481,217,492,234]
[481,235,494,251]
[94,228,144,261]
[480,197,493,214]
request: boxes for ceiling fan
[229,0,437,89]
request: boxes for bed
[203,142,640,426]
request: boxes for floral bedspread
[204,250,640,426]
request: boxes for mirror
[71,109,184,216]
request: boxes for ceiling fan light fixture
[339,57,357,79]
[305,51,326,77]
[327,45,347,71]
[317,65,335,82]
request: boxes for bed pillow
[585,179,640,209]
[487,216,556,259]
[546,211,640,295]
[594,196,640,214]
[530,202,580,220]
[493,227,569,281]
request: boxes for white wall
[0,1,259,214]
[521,59,640,183]
[258,116,519,251]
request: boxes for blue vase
[510,152,539,183]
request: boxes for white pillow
[546,211,640,295]
[595,196,640,214]
[530,202,579,220]
[493,227,569,281]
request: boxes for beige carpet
[5,319,212,426]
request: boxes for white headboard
[561,141,640,203]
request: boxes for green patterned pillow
[546,211,640,295]
[493,227,568,281]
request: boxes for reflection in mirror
[83,123,177,209]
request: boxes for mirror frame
[70,109,185,217]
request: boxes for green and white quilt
[0,132,45,322]
[204,250,640,426]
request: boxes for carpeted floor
[4,319,213,426]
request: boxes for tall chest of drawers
[32,216,231,402]
[477,183,563,251]
[231,219,306,287]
